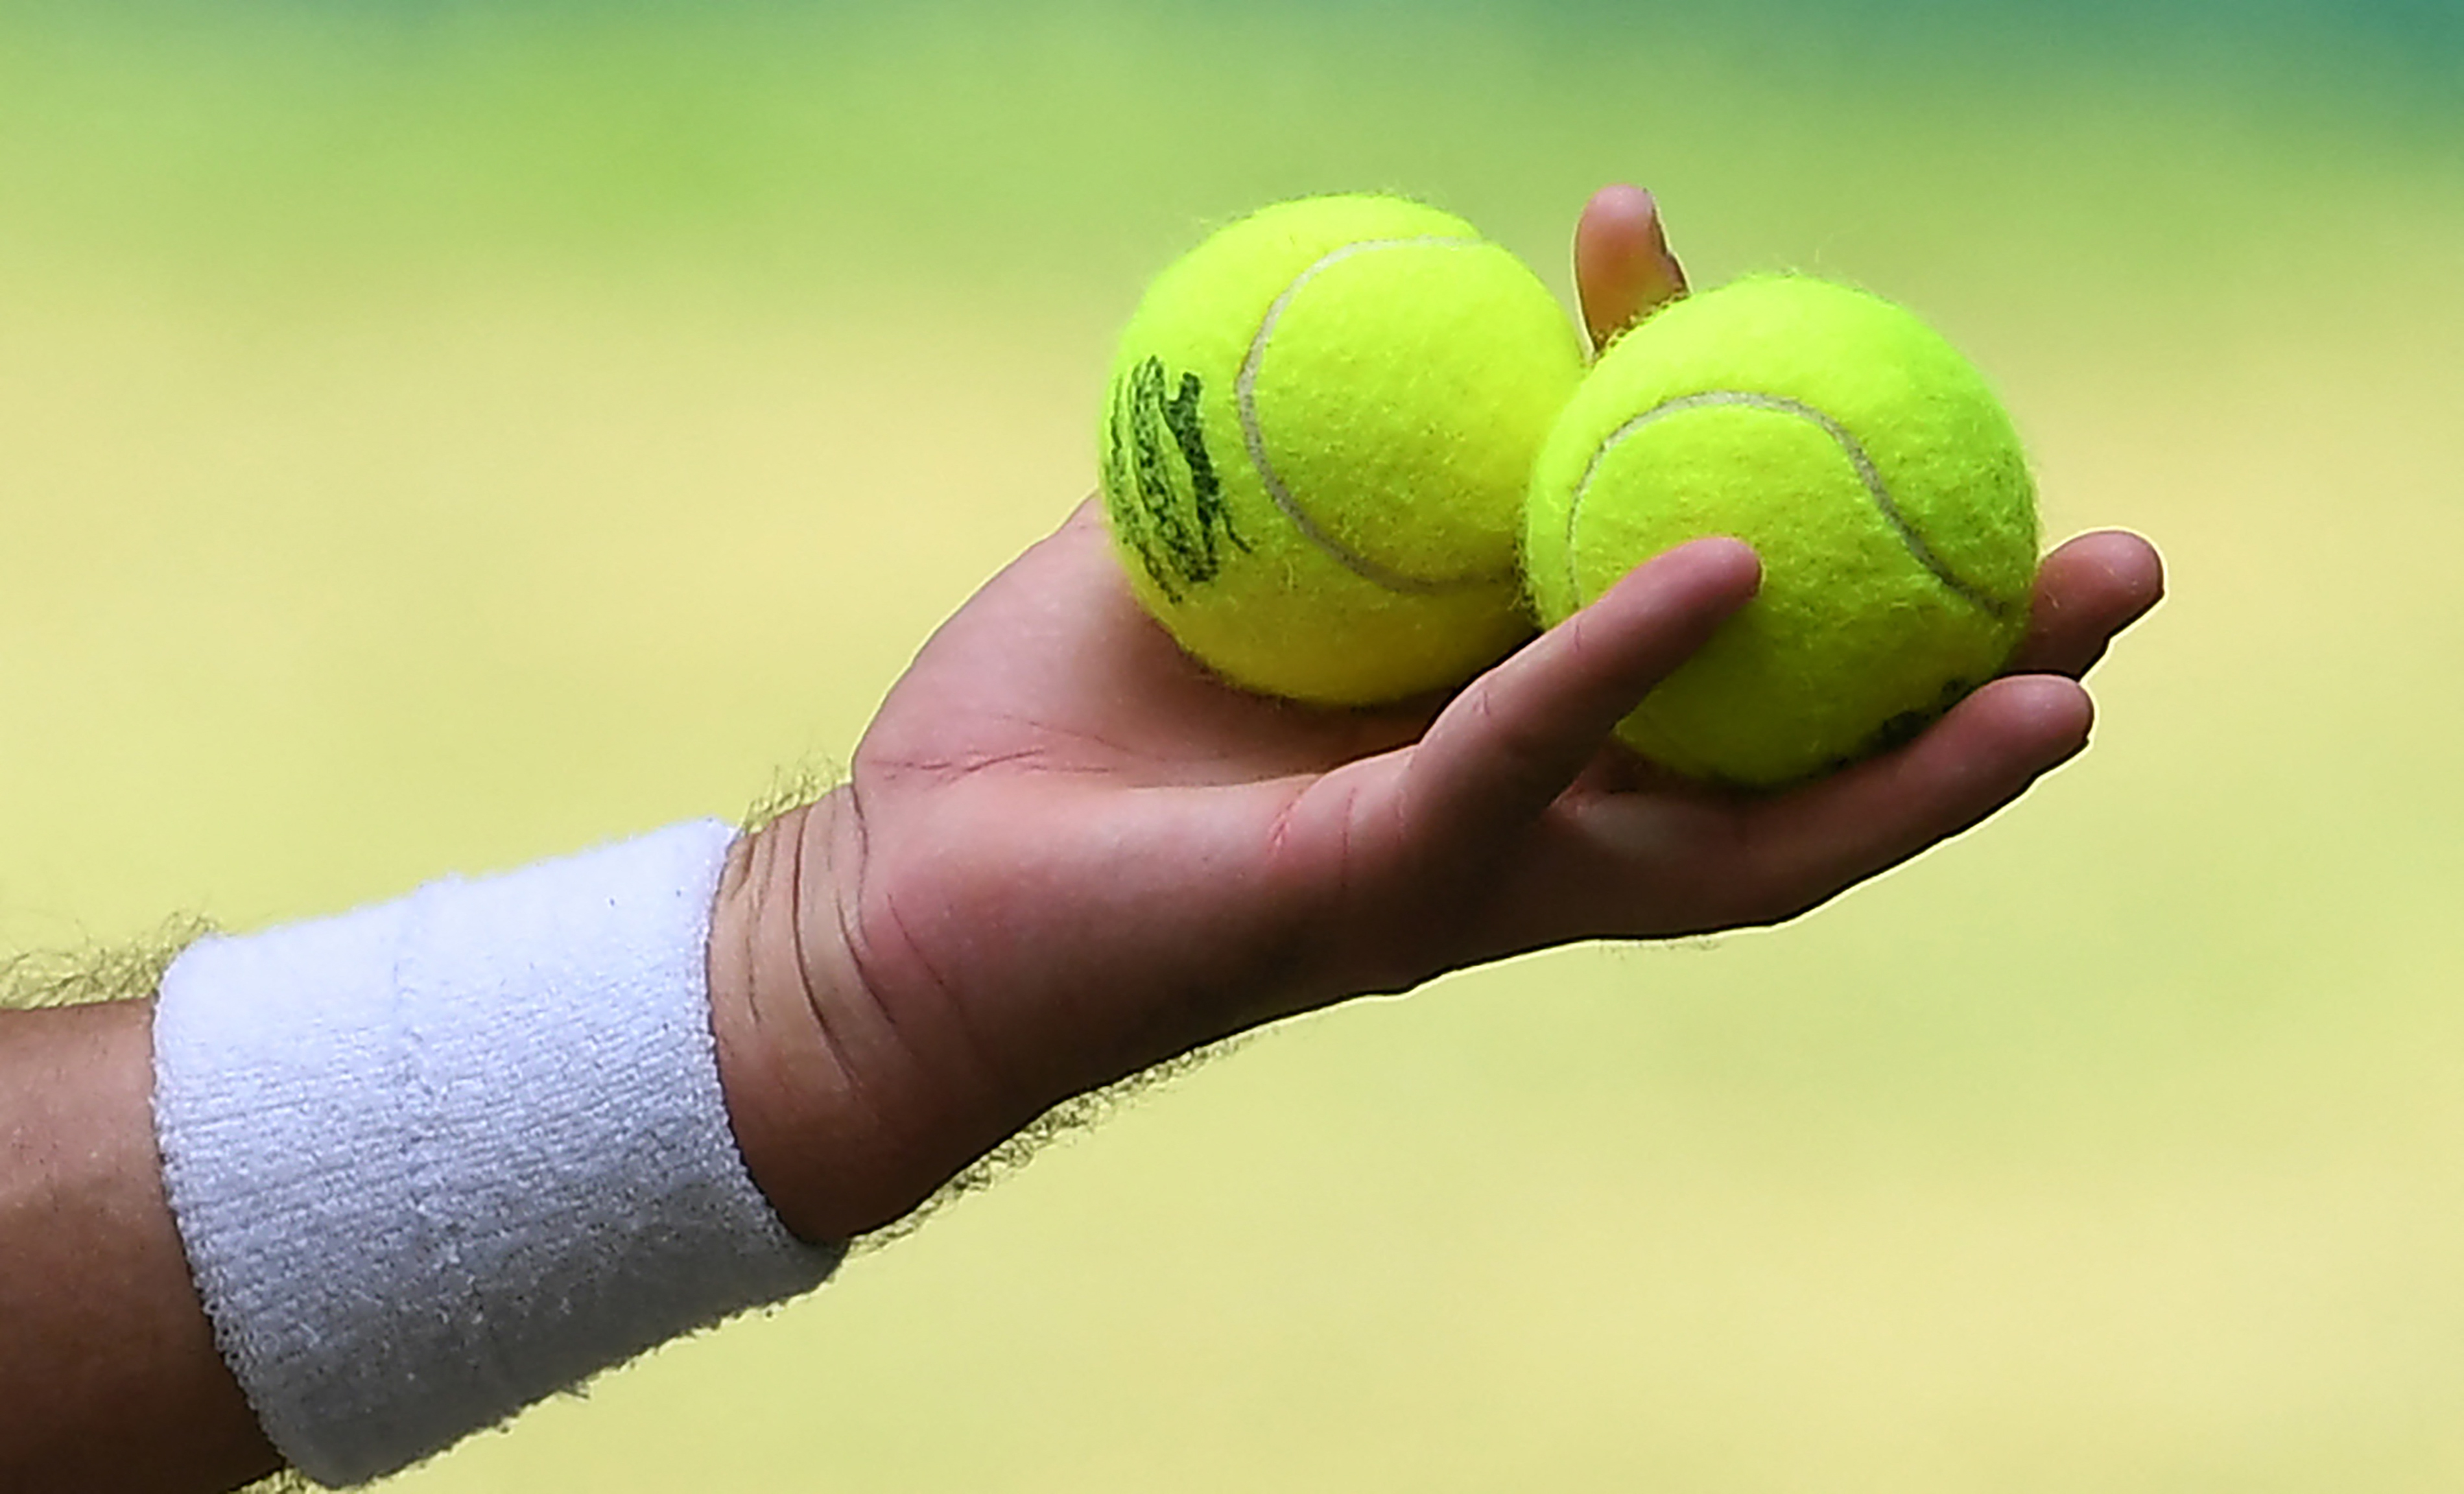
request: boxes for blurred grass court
[2,1,2461,1488]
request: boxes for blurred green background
[3,1,2460,1488]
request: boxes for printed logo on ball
[1103,355,1248,602]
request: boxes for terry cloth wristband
[152,820,842,1486]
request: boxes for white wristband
[152,820,841,1486]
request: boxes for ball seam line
[1237,236,1521,597]
[1562,390,2020,621]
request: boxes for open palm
[713,191,2166,1241]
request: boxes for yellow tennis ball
[1100,195,1585,704]
[1525,276,2040,787]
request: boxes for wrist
[709,791,951,1242]
[153,822,836,1484]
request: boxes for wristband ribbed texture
[152,820,841,1486]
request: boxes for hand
[707,189,2166,1243]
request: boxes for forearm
[0,820,844,1491]
[0,1000,280,1492]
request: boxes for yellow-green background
[3,2,2459,1488]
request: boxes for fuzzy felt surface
[1525,276,2039,787]
[152,822,840,1485]
[1101,194,1585,705]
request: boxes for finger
[1404,538,1760,852]
[1722,674,2094,921]
[1574,185,1689,354]
[2009,529,2165,678]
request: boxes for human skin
[0,186,2163,1490]
[702,187,2167,1242]
[0,1000,280,1492]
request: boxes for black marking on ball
[1104,355,1248,604]
[1834,674,1982,772]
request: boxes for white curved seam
[1236,236,1520,596]
[1562,390,2017,620]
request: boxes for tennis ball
[1525,276,2040,788]
[1100,195,1585,704]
